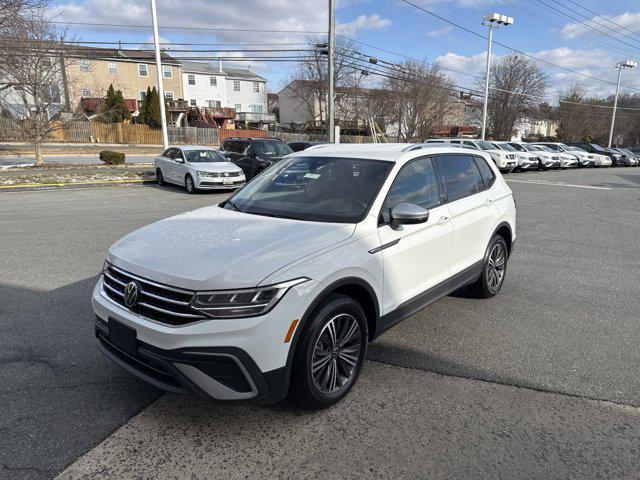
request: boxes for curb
[0,179,157,192]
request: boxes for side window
[223,141,238,153]
[463,141,477,149]
[244,144,255,157]
[381,157,440,224]
[162,148,173,158]
[436,155,483,203]
[473,156,495,189]
[174,149,184,160]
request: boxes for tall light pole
[608,60,637,148]
[327,0,335,142]
[150,0,169,149]
[480,13,513,140]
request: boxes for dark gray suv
[221,137,293,180]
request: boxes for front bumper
[92,276,317,403]
[95,317,286,404]
[195,177,246,190]
[498,161,517,171]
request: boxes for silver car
[155,146,246,193]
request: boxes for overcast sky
[49,0,640,100]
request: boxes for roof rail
[401,143,462,152]
[304,144,333,152]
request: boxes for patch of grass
[0,165,155,186]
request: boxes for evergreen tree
[100,84,116,122]
[145,86,162,129]
[112,89,131,122]
[137,86,152,125]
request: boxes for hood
[107,206,355,291]
[188,162,243,174]
[256,155,285,164]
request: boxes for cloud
[337,14,392,34]
[435,47,640,99]
[562,11,640,41]
[426,25,452,37]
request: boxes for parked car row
[424,138,640,172]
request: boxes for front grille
[206,171,243,178]
[102,264,205,325]
[200,180,245,186]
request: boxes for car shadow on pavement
[0,277,162,480]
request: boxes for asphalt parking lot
[1,167,639,479]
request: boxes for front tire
[468,235,508,299]
[185,174,196,194]
[289,294,368,410]
[156,168,165,186]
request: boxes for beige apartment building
[64,46,183,109]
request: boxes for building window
[208,100,221,108]
[42,58,52,67]
[253,82,259,93]
[165,91,174,101]
[210,76,217,86]
[81,88,92,98]
[234,103,241,112]
[188,74,195,85]
[138,64,148,77]
[233,80,240,92]
[163,65,172,78]
[44,84,61,103]
[139,91,147,101]
[107,62,117,75]
[190,99,197,107]
[79,59,90,72]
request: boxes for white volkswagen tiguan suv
[93,144,516,409]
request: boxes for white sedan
[155,146,246,193]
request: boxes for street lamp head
[484,12,514,26]
[618,60,637,69]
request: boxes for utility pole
[327,0,335,143]
[608,60,636,148]
[480,13,513,140]
[150,0,169,149]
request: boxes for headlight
[190,278,309,319]
[197,171,216,177]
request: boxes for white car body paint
[93,143,516,403]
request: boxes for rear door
[378,156,453,313]
[435,154,498,276]
[158,148,177,184]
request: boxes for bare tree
[482,53,548,140]
[0,6,75,166]
[283,36,364,131]
[0,0,43,36]
[384,61,455,142]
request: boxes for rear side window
[436,155,483,202]
[473,156,495,189]
[381,157,440,224]
[223,140,246,153]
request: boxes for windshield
[185,150,227,163]
[507,143,525,151]
[540,144,559,151]
[563,144,585,152]
[522,144,539,152]
[476,141,497,151]
[590,144,607,153]
[496,143,517,152]
[536,145,555,153]
[252,140,293,157]
[223,156,393,223]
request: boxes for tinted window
[463,141,477,148]
[436,155,483,202]
[222,140,246,153]
[162,148,175,158]
[224,157,393,223]
[381,158,440,224]
[473,156,495,189]
[251,140,293,156]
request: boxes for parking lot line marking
[506,179,611,190]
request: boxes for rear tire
[468,235,509,299]
[156,168,165,186]
[185,174,196,194]
[289,294,368,410]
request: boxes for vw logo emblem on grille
[123,281,139,308]
[224,172,229,177]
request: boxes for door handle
[437,215,450,225]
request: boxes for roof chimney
[218,59,223,73]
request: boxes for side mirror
[175,157,185,163]
[390,203,429,227]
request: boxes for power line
[531,0,640,51]
[561,0,640,41]
[499,0,640,58]
[398,0,640,92]
[51,20,325,35]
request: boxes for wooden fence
[0,118,373,146]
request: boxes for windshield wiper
[223,200,242,212]
[247,211,302,220]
